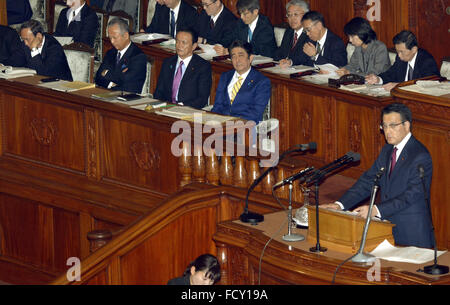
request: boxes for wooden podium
[307,205,395,254]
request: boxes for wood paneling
[0,0,6,26]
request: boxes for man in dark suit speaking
[20,19,73,81]
[322,103,434,248]
[366,30,440,91]
[153,28,212,109]
[54,0,99,48]
[211,40,270,124]
[95,18,147,94]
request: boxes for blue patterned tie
[170,10,176,38]
[248,26,252,42]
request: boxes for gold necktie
[230,76,243,104]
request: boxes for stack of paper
[197,44,219,60]
[38,80,95,92]
[131,33,172,44]
[251,55,274,65]
[156,106,205,119]
[262,64,317,75]
[400,81,450,97]
[0,65,37,79]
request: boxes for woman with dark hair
[336,17,390,77]
[167,254,221,285]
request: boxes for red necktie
[291,32,298,50]
[172,61,184,103]
[210,19,215,29]
[389,147,398,176]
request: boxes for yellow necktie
[230,76,243,104]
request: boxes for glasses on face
[303,21,318,33]
[200,0,216,8]
[286,12,303,19]
[380,121,405,131]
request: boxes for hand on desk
[382,82,398,91]
[321,203,342,210]
[214,44,228,56]
[353,205,379,218]
[365,74,379,85]
[278,58,292,69]
[336,68,349,77]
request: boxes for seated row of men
[0,0,442,124]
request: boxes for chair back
[346,43,355,64]
[63,42,95,83]
[53,1,67,32]
[141,61,152,96]
[273,27,286,48]
[29,0,48,31]
[440,58,450,80]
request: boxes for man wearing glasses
[273,0,311,68]
[300,11,347,67]
[323,103,434,248]
[196,0,237,48]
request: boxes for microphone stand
[309,175,327,253]
[351,168,384,263]
[282,182,305,242]
[420,169,449,275]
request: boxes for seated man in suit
[0,25,27,67]
[322,103,434,248]
[366,30,440,91]
[211,40,270,124]
[20,19,73,81]
[144,0,198,38]
[216,0,277,58]
[153,28,212,109]
[273,0,311,68]
[6,0,32,25]
[95,18,147,93]
[54,0,99,48]
[301,11,347,67]
[196,0,237,48]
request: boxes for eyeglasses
[200,0,217,8]
[303,21,319,33]
[286,12,304,18]
[380,121,405,131]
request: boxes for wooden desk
[214,210,450,285]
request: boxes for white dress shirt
[227,67,251,101]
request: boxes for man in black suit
[0,25,27,67]
[20,20,73,81]
[54,0,99,48]
[153,28,212,109]
[95,18,147,93]
[366,30,440,91]
[196,0,237,47]
[301,11,347,67]
[216,0,276,58]
[273,0,311,67]
[144,0,198,38]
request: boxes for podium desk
[214,210,450,285]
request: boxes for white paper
[314,63,340,78]
[0,65,36,79]
[370,239,446,264]
[251,55,274,65]
[261,64,316,75]
[131,33,171,43]
[197,44,219,60]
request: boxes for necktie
[172,61,184,103]
[316,42,322,57]
[291,32,298,50]
[389,147,398,177]
[210,18,215,29]
[170,10,176,38]
[116,51,121,66]
[408,64,414,81]
[230,76,243,104]
[69,10,76,24]
[248,27,253,42]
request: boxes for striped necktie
[230,76,243,104]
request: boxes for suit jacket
[6,0,32,25]
[145,1,198,36]
[273,28,311,65]
[54,4,99,48]
[153,54,212,109]
[339,135,433,248]
[303,29,347,67]
[344,39,391,76]
[95,42,147,93]
[226,15,277,58]
[211,68,270,124]
[23,33,73,81]
[196,5,237,47]
[0,25,27,67]
[378,48,440,83]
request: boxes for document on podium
[370,239,447,264]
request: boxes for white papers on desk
[261,64,317,75]
[251,55,274,65]
[399,80,450,97]
[156,106,205,119]
[370,239,447,264]
[314,63,340,78]
[131,33,172,44]
[37,80,96,92]
[340,84,391,97]
[0,65,36,79]
[197,44,219,60]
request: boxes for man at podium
[322,103,434,248]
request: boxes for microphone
[294,142,317,152]
[272,166,315,188]
[418,164,449,275]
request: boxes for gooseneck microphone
[240,142,317,224]
[418,164,449,275]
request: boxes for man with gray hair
[95,18,147,93]
[20,19,72,80]
[273,0,312,68]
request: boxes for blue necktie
[170,10,176,38]
[248,26,252,42]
